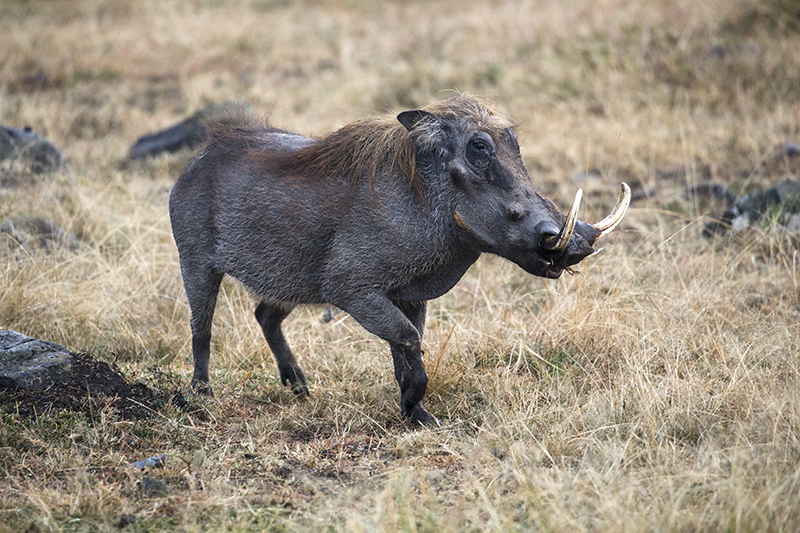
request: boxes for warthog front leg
[391,340,437,426]
[392,300,437,426]
[254,301,309,396]
[343,296,438,426]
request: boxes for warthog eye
[471,139,488,153]
[467,132,495,168]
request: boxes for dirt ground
[0,352,185,420]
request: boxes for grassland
[2,0,800,530]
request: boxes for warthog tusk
[543,188,582,252]
[593,182,631,238]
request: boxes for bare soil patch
[0,352,184,420]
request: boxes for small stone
[0,125,66,178]
[782,142,800,158]
[0,215,80,253]
[322,306,341,322]
[787,213,800,232]
[131,454,166,469]
[114,514,135,529]
[140,476,172,498]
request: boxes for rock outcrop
[0,125,66,182]
[0,330,74,391]
[0,215,80,253]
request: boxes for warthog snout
[535,183,632,277]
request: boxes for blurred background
[4,0,798,200]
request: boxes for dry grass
[2,0,800,530]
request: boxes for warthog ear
[397,110,449,155]
[397,109,438,131]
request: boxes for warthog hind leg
[254,301,309,396]
[185,267,224,396]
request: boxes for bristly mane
[267,116,420,186]
[234,94,512,194]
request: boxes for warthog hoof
[191,381,214,397]
[406,404,440,427]
[280,366,309,396]
[289,381,310,397]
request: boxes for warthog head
[397,97,630,279]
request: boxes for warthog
[169,94,629,425]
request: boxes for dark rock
[685,183,737,208]
[0,125,66,177]
[0,330,74,391]
[140,476,172,498]
[782,142,800,158]
[728,178,800,230]
[0,215,80,253]
[322,306,341,323]
[704,178,800,235]
[114,514,136,529]
[707,44,728,59]
[129,102,235,159]
[131,454,166,469]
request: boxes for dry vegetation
[2,0,800,530]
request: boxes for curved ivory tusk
[593,182,631,238]
[543,188,582,252]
